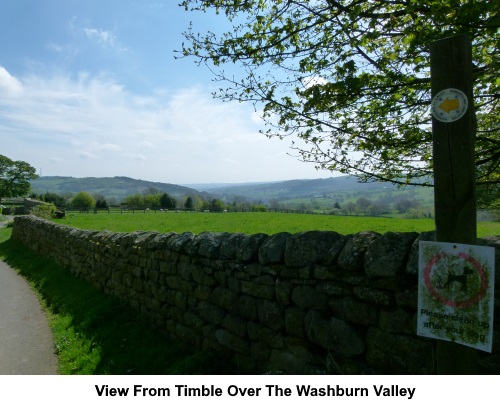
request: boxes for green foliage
[95,196,109,209]
[193,194,204,209]
[251,204,268,212]
[144,194,161,209]
[123,193,144,208]
[37,192,67,208]
[0,155,38,202]
[71,192,96,209]
[395,198,421,214]
[31,203,57,220]
[477,188,500,210]
[160,193,177,209]
[185,196,194,210]
[180,1,500,195]
[208,198,225,212]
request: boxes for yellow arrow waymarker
[432,88,468,123]
[438,97,460,113]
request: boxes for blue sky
[0,0,329,184]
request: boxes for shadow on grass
[0,229,234,375]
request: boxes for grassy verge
[0,227,233,375]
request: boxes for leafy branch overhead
[178,0,499,192]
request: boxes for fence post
[430,34,477,374]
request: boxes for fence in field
[63,207,320,215]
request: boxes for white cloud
[0,67,323,183]
[302,76,329,89]
[0,66,22,96]
[83,27,127,52]
[84,27,115,44]
[77,151,98,159]
[91,142,122,152]
[223,158,239,165]
[46,42,64,53]
[138,141,155,149]
[124,152,146,161]
[46,42,80,64]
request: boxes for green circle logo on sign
[431,88,468,123]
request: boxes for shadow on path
[0,257,58,374]
[0,226,233,375]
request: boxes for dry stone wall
[23,198,45,214]
[11,216,500,374]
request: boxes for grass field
[54,211,500,238]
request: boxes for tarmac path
[0,216,58,374]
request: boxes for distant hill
[204,176,411,201]
[182,181,276,191]
[29,175,434,209]
[203,175,435,214]
[30,176,201,202]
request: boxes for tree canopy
[160,193,178,209]
[0,155,37,202]
[179,0,499,196]
[71,192,96,209]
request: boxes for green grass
[0,227,234,375]
[53,211,500,238]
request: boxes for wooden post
[430,34,477,374]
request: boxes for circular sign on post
[431,88,468,123]
[423,251,488,308]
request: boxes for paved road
[0,217,58,374]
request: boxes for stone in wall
[284,231,345,267]
[236,233,268,262]
[219,233,248,259]
[167,232,195,253]
[268,337,325,374]
[304,310,365,357]
[258,232,291,265]
[338,231,381,271]
[330,296,379,327]
[405,231,436,275]
[364,232,418,277]
[291,285,329,310]
[365,328,434,374]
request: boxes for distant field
[52,211,500,237]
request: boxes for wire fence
[63,207,320,215]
